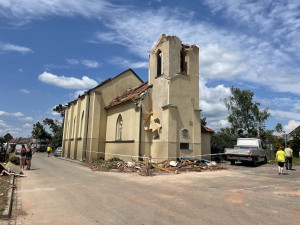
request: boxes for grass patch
[0,174,11,217]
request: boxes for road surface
[13,153,300,224]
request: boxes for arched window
[156,50,162,77]
[180,49,187,74]
[116,115,123,140]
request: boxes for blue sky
[0,0,300,138]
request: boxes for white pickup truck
[224,138,267,166]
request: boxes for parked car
[54,147,62,157]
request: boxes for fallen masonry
[85,158,227,176]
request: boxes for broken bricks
[86,158,225,176]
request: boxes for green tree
[43,104,66,148]
[43,118,63,149]
[31,122,51,140]
[290,130,300,157]
[211,128,238,154]
[201,117,207,126]
[0,136,5,144]
[224,87,270,138]
[275,123,287,147]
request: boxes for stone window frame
[180,49,188,75]
[116,114,123,141]
[156,49,163,78]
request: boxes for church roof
[66,68,143,107]
[201,125,214,133]
[106,82,149,109]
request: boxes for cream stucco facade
[62,34,212,162]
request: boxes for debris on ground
[0,162,23,175]
[85,157,226,176]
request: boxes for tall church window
[116,115,123,140]
[156,50,163,77]
[180,49,187,74]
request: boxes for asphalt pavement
[9,153,300,225]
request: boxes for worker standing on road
[276,146,286,175]
[47,146,52,157]
[284,145,293,170]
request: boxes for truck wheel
[230,160,235,165]
[263,157,267,164]
[252,158,257,167]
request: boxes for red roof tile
[106,82,149,109]
[201,125,214,133]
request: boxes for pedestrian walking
[276,146,286,175]
[26,145,34,170]
[19,144,26,170]
[47,146,52,157]
[284,145,293,170]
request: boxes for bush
[9,155,20,165]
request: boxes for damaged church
[62,34,213,162]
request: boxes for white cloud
[199,44,248,79]
[270,109,300,121]
[0,0,116,22]
[0,43,33,54]
[66,58,79,65]
[294,104,300,112]
[91,3,300,95]
[0,111,24,117]
[283,120,300,134]
[0,120,9,127]
[38,71,98,89]
[199,78,231,130]
[2,1,300,95]
[18,117,34,122]
[23,123,32,128]
[81,59,99,68]
[20,89,30,94]
[66,58,100,68]
[71,90,86,99]
[108,57,148,69]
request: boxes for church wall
[70,100,79,160]
[201,133,212,160]
[105,102,140,161]
[147,35,202,160]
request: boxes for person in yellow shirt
[47,146,52,157]
[276,146,286,175]
[284,145,293,170]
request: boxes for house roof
[106,82,149,109]
[201,125,214,133]
[289,125,300,135]
[67,68,143,107]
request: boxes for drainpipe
[83,91,91,161]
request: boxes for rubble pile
[86,157,226,176]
